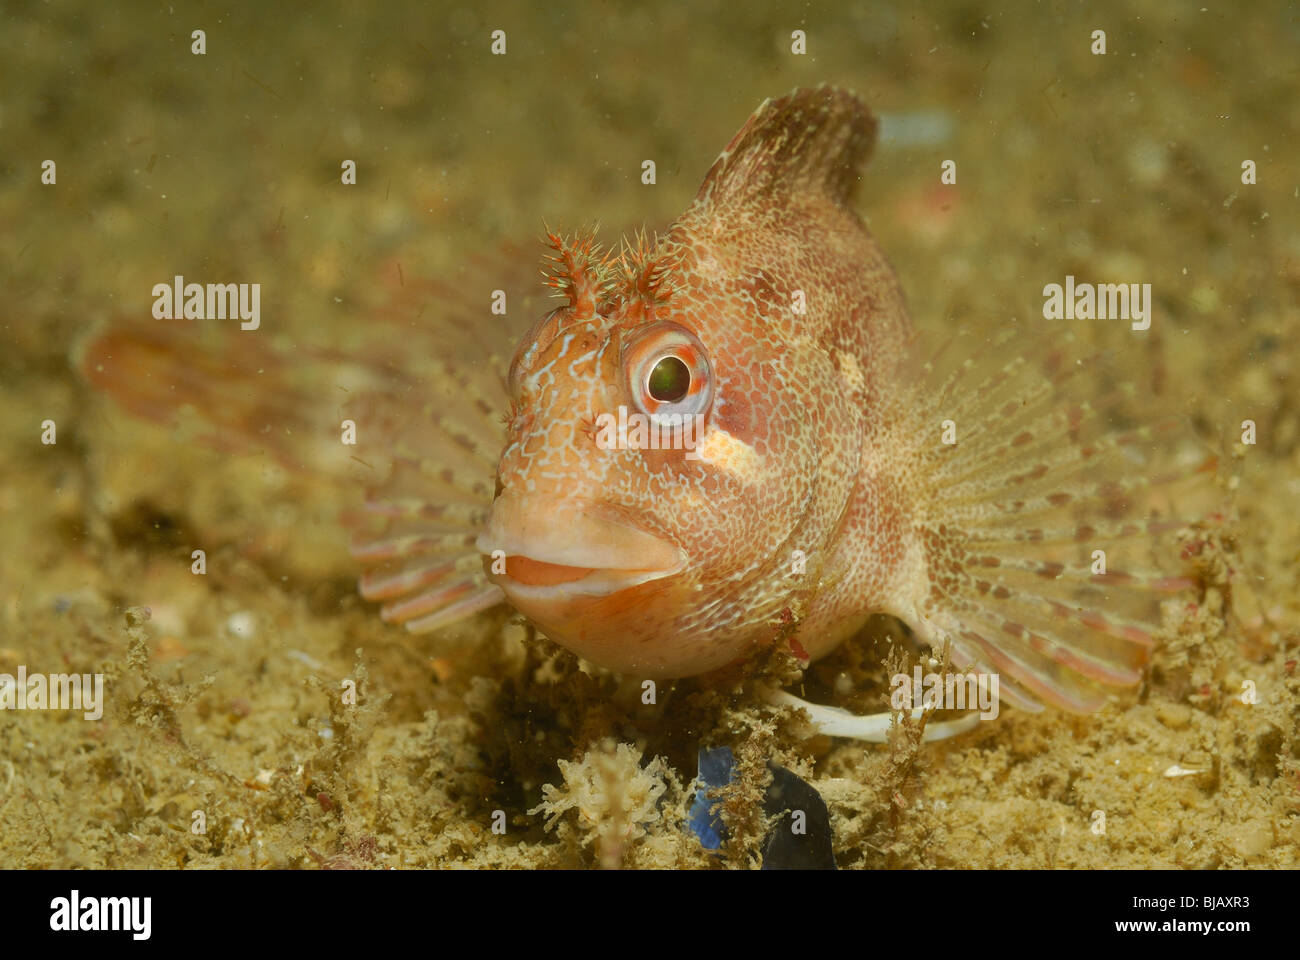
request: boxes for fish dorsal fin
[695,85,877,215]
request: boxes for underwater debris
[530,739,681,869]
[688,746,836,870]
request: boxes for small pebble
[1225,820,1273,859]
[1155,703,1190,729]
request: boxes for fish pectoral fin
[340,244,546,636]
[347,453,506,634]
[904,327,1221,715]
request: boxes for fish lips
[475,497,686,602]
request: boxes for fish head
[479,240,860,677]
[479,87,889,678]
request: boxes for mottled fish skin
[476,85,1212,709]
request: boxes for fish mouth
[476,496,685,600]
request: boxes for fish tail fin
[902,327,1222,713]
[75,316,338,471]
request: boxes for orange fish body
[480,89,911,678]
[478,86,1209,712]
[82,87,1211,720]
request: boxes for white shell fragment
[769,690,981,742]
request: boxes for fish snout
[477,495,766,678]
[476,495,685,599]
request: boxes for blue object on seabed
[687,746,735,850]
[687,746,837,869]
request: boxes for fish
[470,85,1216,714]
[80,86,1216,733]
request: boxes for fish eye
[621,322,714,420]
[647,355,691,402]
